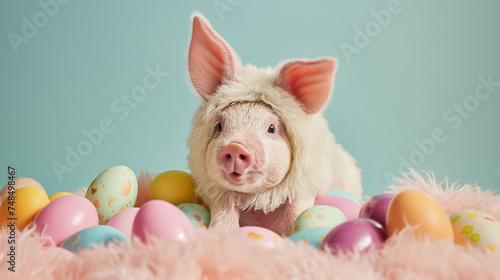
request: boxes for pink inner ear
[277,59,336,114]
[188,15,239,100]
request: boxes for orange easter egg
[386,190,453,241]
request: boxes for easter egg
[85,165,138,225]
[386,190,453,241]
[314,196,360,220]
[288,227,332,248]
[359,193,395,228]
[178,203,210,228]
[60,225,129,254]
[291,205,347,235]
[48,192,73,201]
[234,226,284,249]
[325,190,361,205]
[0,177,46,204]
[132,200,195,243]
[321,218,386,255]
[0,187,50,230]
[106,207,140,241]
[33,194,98,246]
[449,209,500,253]
[148,170,196,206]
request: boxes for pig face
[187,13,344,205]
[205,102,291,193]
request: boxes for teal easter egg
[85,165,138,225]
[178,203,210,228]
[60,225,129,254]
[291,205,347,235]
[326,190,361,206]
[289,227,332,248]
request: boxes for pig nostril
[219,143,253,174]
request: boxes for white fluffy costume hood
[187,14,362,214]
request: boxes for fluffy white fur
[188,64,362,212]
[185,13,362,235]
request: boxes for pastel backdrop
[1,0,499,198]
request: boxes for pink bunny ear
[188,13,241,100]
[277,58,337,114]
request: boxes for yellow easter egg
[386,190,453,241]
[0,187,50,230]
[48,192,74,201]
[148,170,196,206]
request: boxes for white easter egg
[450,209,500,253]
[85,165,138,224]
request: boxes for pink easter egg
[106,207,140,241]
[315,196,361,219]
[33,195,98,246]
[1,177,46,204]
[132,200,195,243]
[234,226,284,249]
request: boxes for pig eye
[267,124,275,134]
[216,122,223,132]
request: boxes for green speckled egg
[291,205,347,235]
[85,165,138,225]
[178,203,210,228]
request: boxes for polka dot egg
[85,165,138,225]
[449,209,500,253]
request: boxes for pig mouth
[222,170,261,186]
[230,172,243,181]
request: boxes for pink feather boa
[1,171,499,280]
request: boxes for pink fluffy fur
[1,171,499,280]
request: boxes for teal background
[1,0,499,198]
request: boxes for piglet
[185,13,362,236]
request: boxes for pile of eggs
[1,166,499,256]
[289,189,500,255]
[0,166,212,254]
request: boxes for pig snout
[218,143,253,174]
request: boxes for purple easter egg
[359,194,395,228]
[320,218,386,255]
